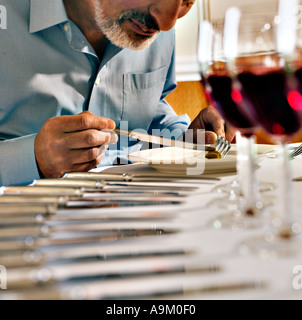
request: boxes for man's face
[94,0,195,50]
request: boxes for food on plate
[205,150,222,159]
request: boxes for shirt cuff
[0,134,41,186]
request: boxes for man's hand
[35,111,118,178]
[187,106,236,144]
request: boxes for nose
[149,0,184,31]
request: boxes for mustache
[118,10,160,31]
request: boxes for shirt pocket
[122,66,169,131]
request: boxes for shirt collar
[29,0,68,33]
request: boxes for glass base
[207,192,274,211]
[212,180,276,196]
[239,231,302,259]
[211,206,270,231]
[212,180,241,194]
[207,194,239,211]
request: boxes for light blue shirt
[0,0,190,186]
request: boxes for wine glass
[234,0,302,257]
[198,3,272,230]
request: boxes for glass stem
[236,132,258,215]
[278,142,294,235]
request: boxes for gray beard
[94,2,159,50]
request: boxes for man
[0,0,234,186]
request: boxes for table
[1,152,302,300]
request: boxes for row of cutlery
[0,172,264,299]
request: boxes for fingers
[68,147,103,164]
[204,131,218,145]
[66,146,109,173]
[51,111,116,133]
[35,112,117,179]
[71,158,103,173]
[190,107,238,143]
[66,130,118,149]
[205,111,226,139]
[54,147,109,175]
[183,128,218,145]
[225,124,237,143]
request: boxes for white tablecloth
[88,153,302,300]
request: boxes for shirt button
[64,24,69,32]
[95,78,100,86]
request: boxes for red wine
[205,75,255,132]
[237,70,302,136]
[204,54,302,137]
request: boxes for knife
[0,227,177,243]
[0,195,68,205]
[0,204,174,224]
[114,128,216,152]
[109,280,268,300]
[5,258,221,290]
[31,179,198,192]
[0,203,57,216]
[0,186,83,197]
[0,208,171,227]
[0,277,266,300]
[0,219,178,237]
[0,246,190,268]
[63,172,220,182]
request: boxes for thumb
[204,131,218,145]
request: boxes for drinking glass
[234,0,302,257]
[198,2,273,229]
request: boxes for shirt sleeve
[0,134,41,186]
[147,43,191,139]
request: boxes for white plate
[128,147,237,175]
[128,144,280,176]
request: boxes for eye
[178,0,195,19]
[182,0,195,6]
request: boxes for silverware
[63,172,220,182]
[114,129,232,157]
[0,277,266,300]
[0,209,170,227]
[1,187,190,200]
[0,208,172,231]
[0,203,57,216]
[0,222,177,238]
[31,179,198,192]
[4,259,221,290]
[114,280,268,300]
[0,186,83,197]
[0,195,68,205]
[290,143,302,159]
[115,128,216,151]
[0,228,177,251]
[0,247,190,268]
[64,199,183,208]
[216,135,232,158]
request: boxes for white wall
[174,0,278,82]
[174,0,202,81]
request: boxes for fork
[290,144,302,159]
[114,129,232,157]
[215,135,232,158]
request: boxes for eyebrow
[183,0,195,4]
